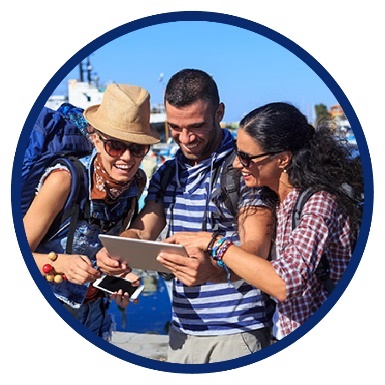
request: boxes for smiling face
[233,129,284,193]
[165,100,224,165]
[93,133,146,183]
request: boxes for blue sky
[53,21,337,123]
[4,3,382,383]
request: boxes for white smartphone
[93,275,144,301]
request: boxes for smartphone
[93,275,144,301]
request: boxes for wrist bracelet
[216,239,233,264]
[43,251,66,284]
[210,237,233,284]
[211,237,233,267]
[211,237,226,260]
[207,231,220,254]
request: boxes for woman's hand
[109,271,141,308]
[163,231,213,251]
[96,247,131,275]
[110,290,131,308]
[157,247,225,286]
[164,231,214,251]
[53,253,101,285]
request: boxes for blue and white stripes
[146,129,272,335]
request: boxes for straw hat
[84,83,160,145]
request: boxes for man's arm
[120,200,167,240]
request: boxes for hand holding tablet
[98,234,188,273]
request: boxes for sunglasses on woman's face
[98,136,150,158]
[235,149,282,168]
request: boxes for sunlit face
[233,129,282,192]
[94,134,147,183]
[165,100,224,165]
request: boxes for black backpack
[212,149,241,221]
[291,186,363,294]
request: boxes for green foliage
[314,103,331,126]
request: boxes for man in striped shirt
[97,69,276,363]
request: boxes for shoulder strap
[65,157,87,254]
[211,148,241,223]
[291,187,316,230]
[218,148,240,217]
[292,188,335,295]
[155,159,177,203]
[122,168,147,229]
[45,156,88,254]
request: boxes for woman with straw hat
[23,84,160,339]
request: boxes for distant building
[67,79,104,109]
[329,104,351,135]
[329,104,345,119]
[45,79,105,110]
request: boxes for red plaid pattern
[271,188,352,337]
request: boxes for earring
[283,168,287,173]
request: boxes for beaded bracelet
[42,251,66,284]
[211,237,226,265]
[211,237,233,267]
[210,237,233,284]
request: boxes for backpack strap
[292,188,335,295]
[121,168,147,230]
[64,157,88,254]
[155,150,241,231]
[131,168,147,220]
[44,156,88,254]
[218,148,240,217]
[155,159,176,204]
[210,148,241,231]
[291,187,317,230]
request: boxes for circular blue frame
[11,11,373,374]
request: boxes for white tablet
[98,234,188,273]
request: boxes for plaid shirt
[271,188,352,338]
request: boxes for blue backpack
[21,103,93,252]
[21,103,93,216]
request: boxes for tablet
[98,234,188,273]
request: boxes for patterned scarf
[91,153,131,203]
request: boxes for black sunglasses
[235,149,282,168]
[98,136,150,158]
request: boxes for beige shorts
[167,326,271,364]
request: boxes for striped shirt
[272,188,352,338]
[146,129,273,336]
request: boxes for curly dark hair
[239,102,363,234]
